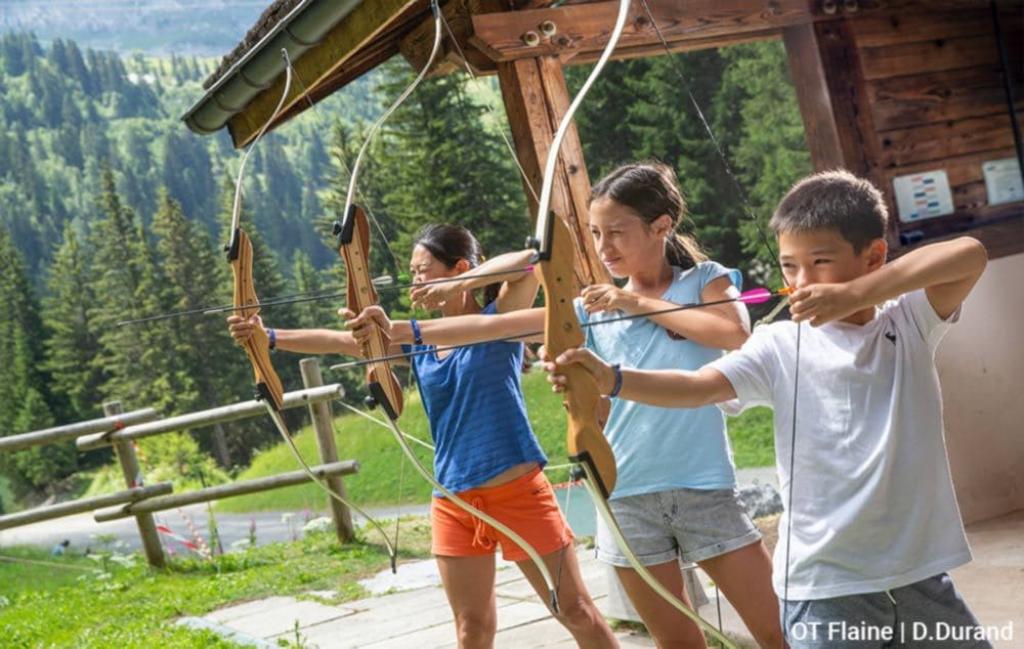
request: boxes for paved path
[179,545,747,648]
[179,509,1024,648]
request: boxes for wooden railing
[0,358,360,567]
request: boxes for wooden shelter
[185,0,1024,523]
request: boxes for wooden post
[299,359,354,543]
[104,400,165,568]
[496,56,612,287]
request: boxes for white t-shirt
[709,289,971,600]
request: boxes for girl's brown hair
[412,224,500,306]
[589,161,707,269]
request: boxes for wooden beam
[470,0,1005,64]
[783,20,881,176]
[472,0,821,63]
[784,23,848,170]
[496,57,611,288]
[228,0,420,148]
[782,20,896,241]
[400,0,503,76]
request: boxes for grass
[218,369,775,512]
[0,520,433,647]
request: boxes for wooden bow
[226,49,398,571]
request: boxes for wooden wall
[786,5,1022,259]
[854,7,1022,257]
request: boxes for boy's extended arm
[790,237,988,325]
[856,236,987,319]
[618,366,738,408]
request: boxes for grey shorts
[595,487,761,567]
[782,573,992,649]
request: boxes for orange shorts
[431,467,574,562]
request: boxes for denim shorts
[782,573,993,649]
[595,487,761,567]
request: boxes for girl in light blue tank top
[569,162,783,648]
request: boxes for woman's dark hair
[412,224,500,305]
[589,161,707,269]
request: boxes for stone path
[180,509,1024,648]
[179,545,751,648]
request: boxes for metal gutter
[182,0,363,135]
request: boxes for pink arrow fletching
[737,288,773,304]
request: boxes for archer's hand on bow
[540,346,616,397]
[789,283,865,327]
[226,313,265,345]
[343,305,393,351]
[581,284,638,315]
[410,282,456,311]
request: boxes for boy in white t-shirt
[545,170,991,648]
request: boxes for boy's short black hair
[770,170,889,252]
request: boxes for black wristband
[267,327,276,350]
[607,363,623,398]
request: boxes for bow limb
[226,50,398,571]
[337,205,563,613]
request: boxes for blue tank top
[576,261,742,498]
[403,302,547,494]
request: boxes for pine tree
[0,227,70,492]
[717,41,811,280]
[42,226,107,421]
[291,250,336,329]
[88,166,173,411]
[150,189,239,465]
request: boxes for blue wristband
[409,318,423,345]
[608,363,623,398]
[267,327,276,350]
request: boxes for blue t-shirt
[403,302,547,494]
[575,261,742,498]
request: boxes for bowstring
[286,53,404,280]
[438,10,540,203]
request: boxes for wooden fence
[0,358,360,567]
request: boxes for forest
[0,31,810,509]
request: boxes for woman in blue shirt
[228,224,616,648]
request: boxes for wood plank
[877,112,1022,168]
[859,32,1018,81]
[869,65,1023,131]
[804,20,882,176]
[228,0,420,147]
[849,9,994,48]
[470,0,820,64]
